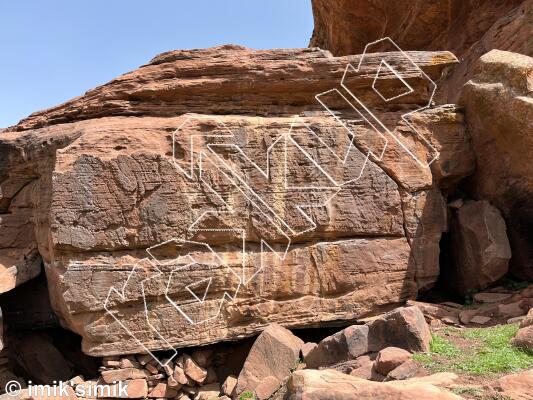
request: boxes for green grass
[455,324,533,374]
[430,333,461,356]
[239,391,256,400]
[414,324,533,376]
[412,333,460,371]
[451,386,484,397]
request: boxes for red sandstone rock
[487,369,533,400]
[147,383,177,398]
[367,306,431,353]
[304,325,369,368]
[386,359,421,381]
[511,325,533,351]
[309,0,532,103]
[447,200,511,297]
[183,355,207,385]
[236,324,303,400]
[0,45,470,356]
[221,375,237,397]
[375,347,412,376]
[101,368,148,384]
[286,369,461,399]
[459,50,533,281]
[520,309,533,328]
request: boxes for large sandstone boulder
[0,46,473,356]
[447,200,511,297]
[459,50,533,281]
[286,369,461,400]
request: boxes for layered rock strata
[0,46,472,356]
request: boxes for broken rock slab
[304,306,430,369]
[304,325,369,368]
[236,324,303,400]
[447,200,511,297]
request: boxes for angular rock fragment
[367,306,431,353]
[374,347,411,376]
[173,366,189,386]
[221,375,237,397]
[194,383,220,400]
[183,355,207,385]
[386,359,421,381]
[304,325,369,368]
[148,382,177,398]
[511,325,533,351]
[101,368,148,384]
[447,200,511,297]
[236,324,303,399]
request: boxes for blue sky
[0,1,313,128]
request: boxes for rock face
[309,0,532,101]
[0,45,473,356]
[310,0,524,57]
[309,1,532,283]
[447,200,511,297]
[459,50,533,281]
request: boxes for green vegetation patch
[414,324,533,376]
[239,391,256,400]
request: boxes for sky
[0,0,314,128]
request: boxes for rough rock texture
[0,46,472,355]
[309,0,532,101]
[374,347,411,376]
[367,306,431,353]
[305,306,430,368]
[304,325,369,368]
[310,0,524,57]
[236,324,303,399]
[512,309,533,351]
[487,369,533,400]
[447,200,511,297]
[286,369,460,400]
[460,50,533,281]
[511,325,533,351]
[520,309,533,328]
